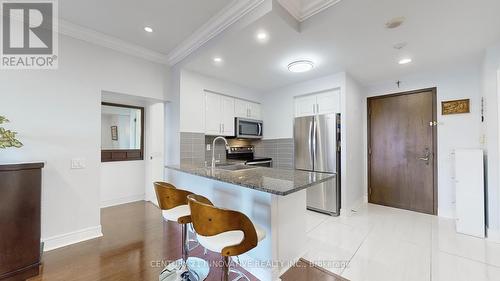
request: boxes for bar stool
[154,182,209,281]
[187,194,266,281]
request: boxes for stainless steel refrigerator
[294,113,340,216]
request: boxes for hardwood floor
[29,201,258,281]
[28,201,341,281]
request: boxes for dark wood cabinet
[0,162,44,281]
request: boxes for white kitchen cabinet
[295,90,340,117]
[455,149,485,238]
[295,95,317,117]
[221,96,235,136]
[248,101,261,119]
[234,99,248,118]
[204,92,235,136]
[234,99,261,119]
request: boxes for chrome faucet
[211,136,229,168]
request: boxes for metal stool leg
[222,256,230,281]
[160,224,209,281]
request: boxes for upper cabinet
[295,90,341,117]
[235,99,261,120]
[205,92,235,136]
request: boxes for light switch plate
[71,158,86,169]
[206,144,211,151]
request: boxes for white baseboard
[42,225,103,252]
[487,227,500,243]
[100,194,145,208]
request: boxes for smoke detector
[385,17,406,29]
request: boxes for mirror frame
[101,102,145,162]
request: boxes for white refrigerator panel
[455,149,485,238]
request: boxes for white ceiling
[59,0,232,54]
[184,0,500,91]
[277,0,342,21]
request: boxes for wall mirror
[101,102,144,162]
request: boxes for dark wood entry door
[368,88,437,215]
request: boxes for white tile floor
[303,203,500,281]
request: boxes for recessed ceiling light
[288,60,314,73]
[399,58,412,65]
[144,26,153,33]
[256,31,268,42]
[385,17,405,29]
[213,57,222,63]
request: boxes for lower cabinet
[0,162,44,281]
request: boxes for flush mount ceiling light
[288,60,314,73]
[399,58,412,65]
[256,31,268,42]
[144,26,153,33]
[385,17,406,29]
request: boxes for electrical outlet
[71,158,86,169]
[206,144,211,151]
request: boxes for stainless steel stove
[226,146,273,167]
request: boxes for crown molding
[277,0,342,22]
[301,0,342,21]
[166,0,265,66]
[57,19,169,64]
[56,0,265,66]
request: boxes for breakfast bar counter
[165,163,336,281]
[165,163,335,196]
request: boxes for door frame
[367,87,438,215]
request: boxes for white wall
[179,69,263,133]
[0,35,169,250]
[345,74,365,209]
[261,72,365,213]
[365,58,483,219]
[100,161,146,207]
[481,42,500,238]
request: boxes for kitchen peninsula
[165,163,336,281]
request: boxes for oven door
[236,118,263,139]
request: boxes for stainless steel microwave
[235,118,263,139]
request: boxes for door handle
[312,117,317,167]
[418,149,431,165]
[309,119,314,168]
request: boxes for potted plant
[0,116,23,148]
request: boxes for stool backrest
[154,182,193,210]
[187,194,258,256]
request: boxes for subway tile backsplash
[180,133,294,169]
[254,138,294,169]
[180,132,205,165]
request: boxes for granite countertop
[165,163,336,196]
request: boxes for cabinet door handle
[222,123,224,132]
[312,104,315,114]
[317,104,320,113]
